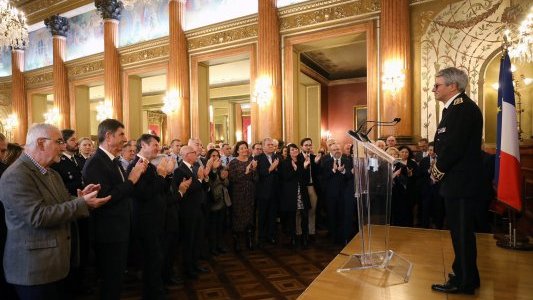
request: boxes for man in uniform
[430,67,482,295]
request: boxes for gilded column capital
[95,0,123,21]
[44,15,69,37]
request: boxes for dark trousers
[445,196,480,289]
[162,231,180,282]
[326,196,343,242]
[257,196,278,240]
[94,241,129,300]
[14,280,66,300]
[138,232,165,300]
[287,209,309,237]
[181,207,202,273]
[208,208,225,250]
[421,184,445,229]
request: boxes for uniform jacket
[434,93,483,198]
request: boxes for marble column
[45,15,70,129]
[96,0,123,120]
[167,0,190,142]
[380,0,412,139]
[11,49,27,144]
[257,0,282,139]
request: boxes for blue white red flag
[494,52,522,211]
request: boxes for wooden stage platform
[299,227,533,299]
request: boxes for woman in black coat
[280,144,311,248]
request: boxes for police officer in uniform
[430,67,482,295]
[51,129,92,295]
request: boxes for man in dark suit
[82,119,147,300]
[256,137,281,245]
[128,134,175,299]
[418,142,444,229]
[0,123,109,299]
[320,143,352,244]
[414,138,429,163]
[173,145,206,280]
[430,67,483,295]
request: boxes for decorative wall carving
[25,69,54,88]
[44,15,69,37]
[188,24,257,50]
[279,0,379,32]
[419,0,515,139]
[67,60,104,78]
[120,45,170,65]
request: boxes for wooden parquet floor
[81,232,343,300]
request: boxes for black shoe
[195,265,209,273]
[268,238,277,245]
[431,281,475,295]
[184,270,198,280]
[217,246,227,254]
[165,276,184,286]
[448,273,480,288]
[210,248,219,256]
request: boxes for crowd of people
[0,114,495,299]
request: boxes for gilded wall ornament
[25,71,53,88]
[120,45,170,65]
[188,24,257,50]
[67,60,104,78]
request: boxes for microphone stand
[348,118,401,142]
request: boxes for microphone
[365,118,401,136]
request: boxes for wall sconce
[235,130,242,141]
[252,77,273,105]
[3,113,18,142]
[162,90,180,115]
[43,107,60,125]
[96,100,113,122]
[381,60,406,95]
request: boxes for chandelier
[0,0,28,51]
[120,0,152,10]
[252,77,273,106]
[96,100,113,121]
[506,6,533,63]
[161,91,180,115]
[43,108,60,125]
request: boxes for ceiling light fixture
[0,0,28,51]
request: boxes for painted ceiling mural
[24,27,52,71]
[184,0,258,30]
[0,48,11,76]
[119,0,169,47]
[66,9,104,61]
[420,0,523,139]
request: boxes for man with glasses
[430,67,482,295]
[0,123,110,299]
[173,146,206,280]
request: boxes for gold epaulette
[431,163,445,181]
[453,98,463,105]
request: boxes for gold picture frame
[354,105,367,131]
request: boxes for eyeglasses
[303,144,312,147]
[42,137,65,145]
[433,83,445,89]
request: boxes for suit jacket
[279,158,311,211]
[0,154,89,285]
[173,162,204,213]
[320,155,352,199]
[82,148,134,243]
[256,153,281,199]
[298,152,321,186]
[51,153,84,196]
[128,155,169,236]
[434,93,483,198]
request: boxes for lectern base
[336,250,413,283]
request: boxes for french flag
[494,52,522,211]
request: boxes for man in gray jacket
[0,123,110,299]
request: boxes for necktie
[71,155,78,167]
[267,155,272,164]
[113,158,126,182]
[226,157,230,166]
[442,107,448,119]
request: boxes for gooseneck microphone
[348,118,401,142]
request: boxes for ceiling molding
[15,0,94,25]
[328,77,366,86]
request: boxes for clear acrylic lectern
[336,130,413,283]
